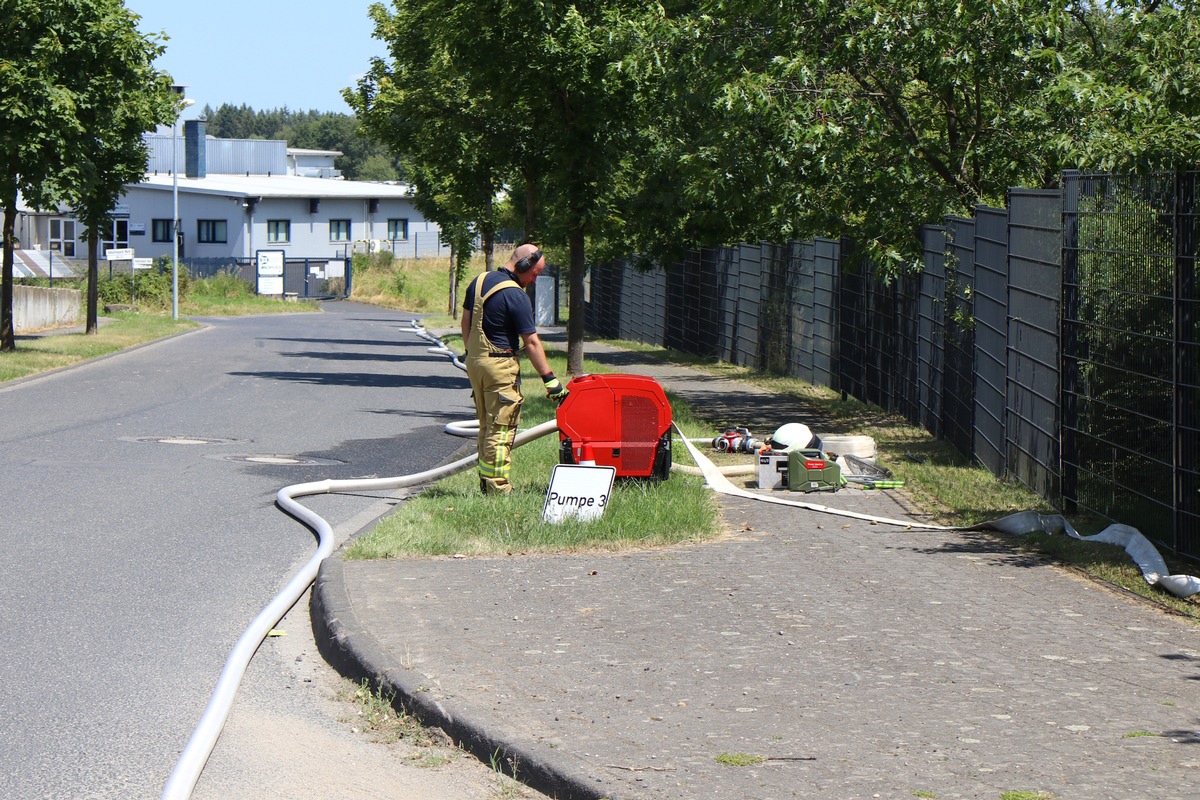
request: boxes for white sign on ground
[542,464,616,524]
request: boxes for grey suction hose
[676,425,1200,598]
[161,322,549,800]
[960,512,1200,597]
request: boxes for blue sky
[124,0,389,116]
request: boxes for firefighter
[461,244,569,495]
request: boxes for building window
[152,219,173,243]
[197,219,227,244]
[387,218,408,241]
[267,220,290,243]
[329,219,351,242]
[49,218,77,257]
[101,219,130,253]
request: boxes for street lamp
[171,85,195,320]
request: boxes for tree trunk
[524,172,538,242]
[483,193,495,269]
[86,228,99,334]
[567,224,586,377]
[1,204,16,352]
[448,244,457,320]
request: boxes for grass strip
[345,352,723,559]
[1,313,199,383]
[2,279,318,384]
[350,253,469,314]
[182,292,321,317]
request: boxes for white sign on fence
[132,258,154,271]
[256,249,285,295]
[256,249,284,276]
[105,248,135,261]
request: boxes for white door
[49,218,77,257]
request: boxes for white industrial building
[8,122,445,281]
[124,170,434,264]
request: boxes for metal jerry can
[787,448,843,492]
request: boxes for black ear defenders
[515,248,543,273]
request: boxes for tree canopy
[0,0,177,349]
[351,0,1200,274]
[634,0,1200,267]
[351,0,658,373]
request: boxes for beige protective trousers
[465,274,524,494]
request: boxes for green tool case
[787,448,844,492]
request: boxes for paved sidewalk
[314,338,1200,800]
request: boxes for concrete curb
[312,555,612,800]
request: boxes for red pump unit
[556,374,673,480]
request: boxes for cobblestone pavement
[315,338,1200,800]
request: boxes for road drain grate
[122,436,344,465]
[207,454,345,466]
[123,436,245,445]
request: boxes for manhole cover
[207,454,345,466]
[122,436,245,445]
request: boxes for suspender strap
[469,273,522,357]
[480,277,521,304]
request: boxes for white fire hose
[162,415,557,800]
[675,426,1200,598]
[162,321,535,799]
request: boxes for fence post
[1059,171,1080,514]
[1173,170,1198,554]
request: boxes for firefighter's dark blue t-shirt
[462,268,536,353]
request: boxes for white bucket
[815,434,876,463]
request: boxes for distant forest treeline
[199,103,403,183]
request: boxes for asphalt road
[0,302,477,799]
